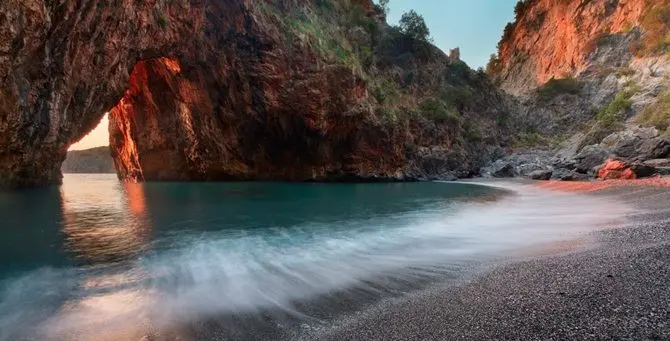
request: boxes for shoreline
[13,179,666,340]
[309,182,670,340]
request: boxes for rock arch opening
[67,114,111,153]
[1,0,506,188]
[108,57,186,182]
[105,55,396,183]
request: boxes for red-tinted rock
[597,159,637,180]
[494,0,647,94]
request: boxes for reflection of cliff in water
[59,179,152,265]
[0,187,65,276]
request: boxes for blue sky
[386,0,517,68]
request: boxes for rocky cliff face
[1,0,227,186]
[485,0,670,181]
[494,0,649,95]
[61,146,115,173]
[1,0,510,187]
[489,0,670,139]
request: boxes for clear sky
[69,113,109,150]
[69,0,516,151]
[386,0,517,68]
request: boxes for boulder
[575,145,610,173]
[643,159,670,175]
[490,162,516,178]
[528,169,553,180]
[600,130,642,159]
[597,159,636,180]
[636,137,670,161]
[643,159,670,167]
[600,127,670,161]
[551,168,590,181]
[630,162,658,178]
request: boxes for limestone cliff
[0,0,510,187]
[488,0,670,136]
[484,0,670,180]
[493,0,654,95]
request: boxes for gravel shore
[311,185,670,341]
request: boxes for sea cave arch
[0,0,492,188]
[104,54,405,183]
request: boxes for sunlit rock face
[0,0,222,187]
[102,0,510,183]
[495,0,646,95]
[108,50,389,181]
[1,0,510,187]
[108,54,401,181]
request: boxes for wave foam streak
[0,182,633,340]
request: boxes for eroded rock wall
[496,0,646,95]
[0,0,248,187]
[108,54,401,181]
[484,0,670,181]
[1,0,511,187]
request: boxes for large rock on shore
[597,158,660,180]
[481,151,553,178]
[597,159,637,180]
[600,127,670,161]
[574,145,611,174]
[528,169,553,180]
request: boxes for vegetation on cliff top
[398,10,430,42]
[254,0,502,135]
[635,0,670,56]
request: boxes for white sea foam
[0,181,633,340]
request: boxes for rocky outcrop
[574,144,611,174]
[490,0,669,139]
[480,151,552,178]
[486,125,670,181]
[600,127,670,160]
[494,0,647,95]
[61,147,115,173]
[483,0,670,181]
[1,0,510,187]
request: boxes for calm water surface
[0,174,630,340]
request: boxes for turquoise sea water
[0,174,630,340]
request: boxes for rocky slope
[61,146,115,173]
[0,0,510,187]
[485,0,670,180]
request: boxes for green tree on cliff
[399,10,430,42]
[377,0,390,15]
